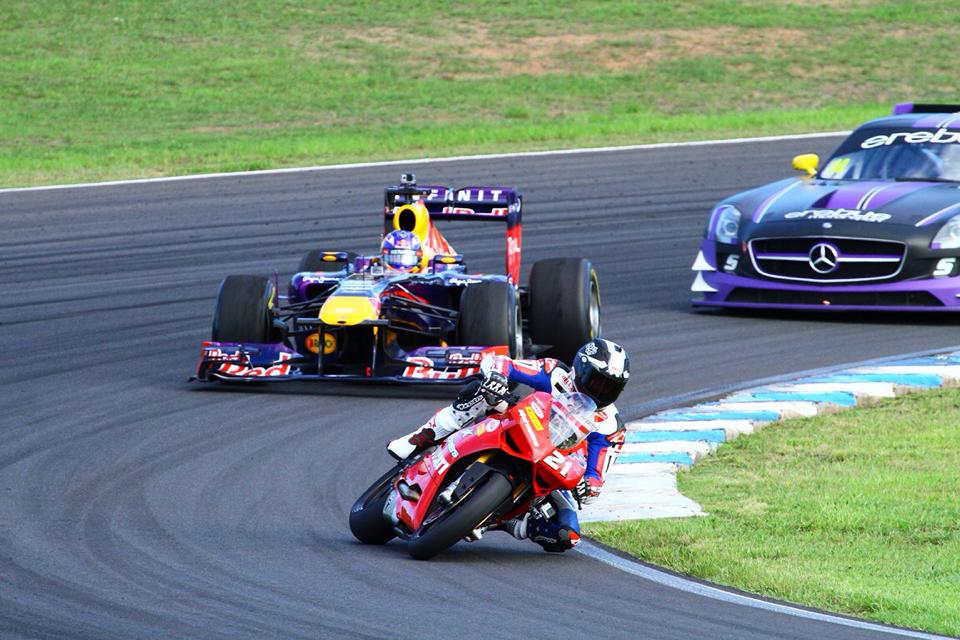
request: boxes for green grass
[5,0,960,186]
[586,388,960,636]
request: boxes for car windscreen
[819,127,960,182]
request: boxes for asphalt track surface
[3,137,958,639]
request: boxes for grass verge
[585,388,960,636]
[5,1,960,186]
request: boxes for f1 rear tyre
[528,258,600,364]
[211,275,275,343]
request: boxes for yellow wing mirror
[792,153,820,177]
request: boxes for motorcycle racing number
[543,450,573,476]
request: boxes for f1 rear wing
[383,175,522,284]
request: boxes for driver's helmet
[381,229,423,272]
[572,338,630,408]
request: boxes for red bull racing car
[193,175,601,384]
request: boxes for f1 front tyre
[211,275,275,343]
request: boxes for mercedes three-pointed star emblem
[808,242,840,274]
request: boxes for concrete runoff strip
[583,464,703,521]
[801,372,943,387]
[692,400,821,418]
[764,381,898,399]
[629,419,756,439]
[848,364,960,383]
[725,390,858,406]
[647,409,781,422]
[625,429,726,444]
[581,348,960,523]
[621,440,716,461]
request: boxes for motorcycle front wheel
[407,472,512,560]
[349,467,398,545]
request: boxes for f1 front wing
[191,341,500,384]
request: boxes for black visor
[576,366,626,408]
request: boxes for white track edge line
[578,541,952,639]
[0,130,849,194]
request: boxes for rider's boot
[386,421,440,461]
[387,380,491,460]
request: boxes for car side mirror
[792,153,820,177]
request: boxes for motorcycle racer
[387,338,630,552]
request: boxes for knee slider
[535,528,579,553]
[530,517,580,553]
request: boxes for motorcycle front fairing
[390,392,588,534]
[391,416,511,533]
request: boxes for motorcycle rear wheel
[349,467,397,545]
[407,472,512,560]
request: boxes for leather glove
[479,371,510,406]
[576,476,604,505]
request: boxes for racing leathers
[386,355,626,552]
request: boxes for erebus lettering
[861,128,960,149]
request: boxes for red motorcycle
[349,391,597,559]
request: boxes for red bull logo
[214,350,292,377]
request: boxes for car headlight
[932,213,960,249]
[707,204,742,245]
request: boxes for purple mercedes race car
[691,103,960,312]
[193,174,601,384]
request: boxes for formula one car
[193,175,601,384]
[692,103,960,311]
